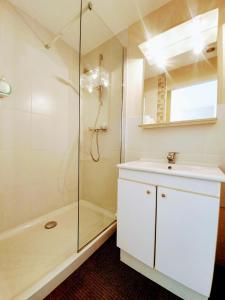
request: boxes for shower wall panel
[78,1,124,248]
[0,0,79,232]
[80,37,123,214]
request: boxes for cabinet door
[117,179,156,267]
[155,187,220,297]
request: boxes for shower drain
[44,221,57,229]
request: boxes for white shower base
[0,201,116,300]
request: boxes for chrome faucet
[167,152,178,164]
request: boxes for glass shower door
[78,0,124,249]
[0,1,81,299]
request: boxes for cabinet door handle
[161,193,166,198]
[146,190,151,195]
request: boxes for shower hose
[90,102,102,162]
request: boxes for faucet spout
[167,152,178,164]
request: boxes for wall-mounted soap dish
[0,77,12,98]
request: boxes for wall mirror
[139,9,218,128]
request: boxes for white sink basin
[118,160,225,182]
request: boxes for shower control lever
[88,126,108,132]
[146,190,151,195]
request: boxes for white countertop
[118,161,225,182]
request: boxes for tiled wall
[80,37,124,213]
[125,0,225,206]
[0,0,79,232]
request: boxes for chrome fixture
[167,152,178,164]
[44,221,57,229]
[83,54,108,163]
[80,55,109,95]
[89,126,107,132]
[206,46,216,53]
[0,77,12,98]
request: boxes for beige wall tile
[80,37,123,214]
[0,1,79,232]
[125,0,225,207]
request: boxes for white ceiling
[9,0,170,54]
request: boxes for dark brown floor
[45,234,225,300]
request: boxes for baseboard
[120,250,208,300]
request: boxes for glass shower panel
[0,1,81,299]
[78,0,124,249]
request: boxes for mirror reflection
[139,9,218,126]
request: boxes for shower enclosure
[0,0,123,299]
[78,1,124,250]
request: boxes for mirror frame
[139,9,219,129]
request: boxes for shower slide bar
[45,2,93,49]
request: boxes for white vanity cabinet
[117,161,225,300]
[117,179,156,267]
[156,187,219,296]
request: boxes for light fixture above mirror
[139,8,218,71]
[138,8,219,128]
